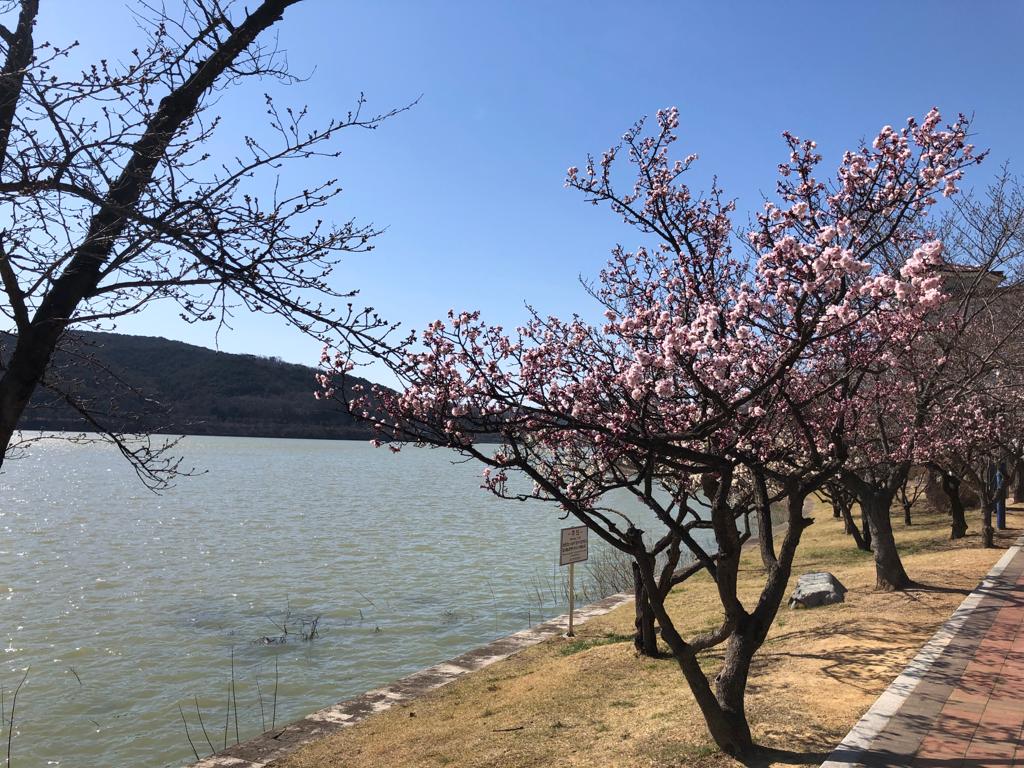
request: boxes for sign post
[559,525,589,637]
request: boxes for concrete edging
[819,534,1024,768]
[188,590,635,767]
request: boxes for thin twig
[223,682,230,750]
[8,667,29,767]
[272,657,279,730]
[230,648,239,745]
[178,704,200,762]
[255,676,266,732]
[354,589,376,608]
[194,695,215,755]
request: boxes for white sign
[559,525,589,566]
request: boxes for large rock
[788,572,847,609]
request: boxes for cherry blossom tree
[897,472,926,526]
[819,478,871,549]
[922,368,1024,547]
[322,107,979,756]
[837,170,1024,575]
[927,172,1024,540]
[920,294,1024,545]
[834,290,981,584]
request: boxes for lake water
[0,436,698,767]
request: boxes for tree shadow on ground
[901,581,973,597]
[752,618,934,693]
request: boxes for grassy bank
[283,502,1018,768]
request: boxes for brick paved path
[823,534,1024,768]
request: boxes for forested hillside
[1,331,376,440]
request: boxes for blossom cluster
[321,107,989,514]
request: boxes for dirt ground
[282,502,1018,768]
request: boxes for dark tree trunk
[758,513,776,571]
[676,644,754,757]
[940,472,968,539]
[861,508,872,551]
[634,555,756,758]
[0,0,44,448]
[0,340,49,458]
[902,500,913,526]
[713,632,756,752]
[842,503,870,551]
[0,324,71,461]
[1014,457,1024,504]
[858,484,912,591]
[632,561,658,657]
[753,481,777,571]
[707,490,811,755]
[629,481,816,760]
[981,495,996,548]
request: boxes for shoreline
[186,510,790,767]
[189,590,636,768]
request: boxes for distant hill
[2,331,378,440]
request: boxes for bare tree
[0,0,403,487]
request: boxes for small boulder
[788,572,847,609]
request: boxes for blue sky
[40,1,1024,372]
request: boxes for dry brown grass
[282,502,1019,768]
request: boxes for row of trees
[322,108,1024,757]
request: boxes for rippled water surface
[0,436,665,767]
